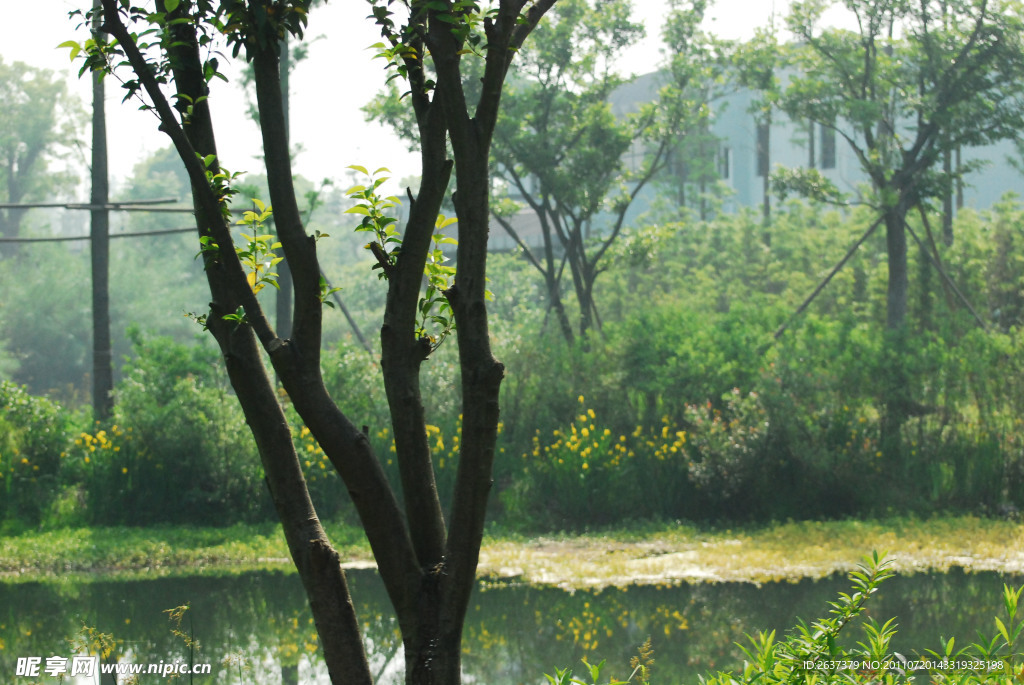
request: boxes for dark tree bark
[275,35,293,341]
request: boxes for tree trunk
[942,145,954,246]
[275,35,293,341]
[884,209,909,332]
[540,211,576,346]
[758,112,772,244]
[881,206,910,461]
[917,234,933,330]
[546,269,576,346]
[99,2,556,683]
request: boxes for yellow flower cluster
[652,604,689,636]
[425,423,457,470]
[296,425,331,483]
[525,396,687,477]
[71,425,130,469]
[74,426,125,454]
[0,450,34,478]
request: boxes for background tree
[487,0,726,343]
[486,0,644,343]
[0,58,80,254]
[652,0,731,222]
[778,0,1024,451]
[731,19,781,232]
[76,1,554,684]
[369,0,724,344]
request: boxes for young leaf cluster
[234,198,283,295]
[344,166,460,349]
[199,153,244,219]
[418,219,458,348]
[345,165,403,279]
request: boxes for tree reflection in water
[0,569,1018,683]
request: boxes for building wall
[490,70,1024,252]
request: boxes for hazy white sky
[1,1,794,196]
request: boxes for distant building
[489,69,1024,253]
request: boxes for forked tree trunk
[97,2,555,684]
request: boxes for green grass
[0,521,370,581]
[3,515,1023,585]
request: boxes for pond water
[0,568,1020,684]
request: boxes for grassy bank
[3,516,1023,585]
[0,522,368,580]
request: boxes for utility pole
[91,0,114,420]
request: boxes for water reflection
[0,569,1019,683]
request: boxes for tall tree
[75,1,554,684]
[491,0,724,342]
[237,1,324,344]
[487,0,643,343]
[779,0,1024,449]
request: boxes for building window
[718,146,731,180]
[821,123,836,169]
[756,122,770,177]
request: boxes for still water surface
[1,568,1019,683]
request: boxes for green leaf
[57,40,81,61]
[995,617,1011,645]
[347,164,369,175]
[165,0,181,12]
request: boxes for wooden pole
[91,0,114,421]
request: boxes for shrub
[0,381,74,525]
[684,388,769,506]
[75,332,272,525]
